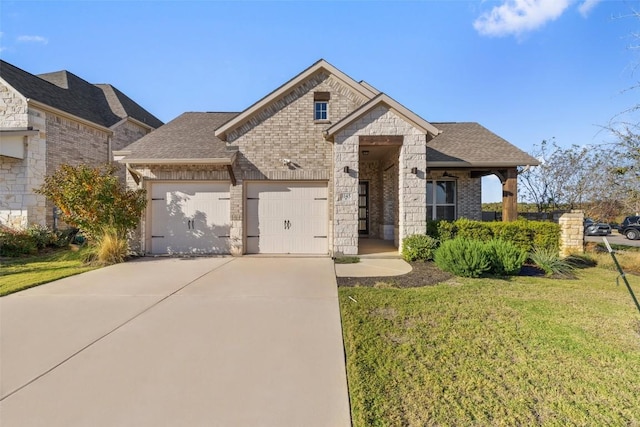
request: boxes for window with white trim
[314,101,328,120]
[426,180,456,220]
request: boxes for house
[116,59,538,256]
[0,60,163,229]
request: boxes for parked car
[619,215,640,240]
[584,218,612,236]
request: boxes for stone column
[559,210,584,257]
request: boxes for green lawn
[0,249,97,296]
[339,268,640,426]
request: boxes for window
[426,180,456,221]
[314,92,330,121]
[314,101,328,120]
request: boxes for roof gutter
[427,160,540,168]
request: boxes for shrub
[488,220,533,253]
[402,234,439,262]
[485,239,527,276]
[436,220,456,242]
[529,221,561,252]
[84,228,129,265]
[0,229,37,256]
[36,164,146,241]
[455,218,493,241]
[434,238,491,278]
[529,247,574,277]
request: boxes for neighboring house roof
[214,59,378,140]
[117,112,239,163]
[0,60,163,129]
[324,93,441,139]
[427,122,540,168]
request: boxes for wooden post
[502,168,518,222]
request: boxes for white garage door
[246,182,328,254]
[150,182,230,254]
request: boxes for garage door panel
[150,182,230,254]
[246,182,327,254]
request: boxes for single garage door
[150,182,230,254]
[246,182,328,254]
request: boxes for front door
[358,181,369,235]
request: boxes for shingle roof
[0,60,163,129]
[427,122,539,167]
[120,112,239,161]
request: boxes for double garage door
[150,181,327,255]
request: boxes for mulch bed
[336,261,547,288]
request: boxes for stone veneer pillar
[559,210,584,257]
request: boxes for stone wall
[334,106,426,255]
[0,84,47,228]
[559,210,584,257]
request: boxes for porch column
[501,167,518,222]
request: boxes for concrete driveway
[0,257,350,427]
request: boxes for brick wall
[44,113,111,225]
[226,72,366,254]
[111,120,150,182]
[359,161,382,238]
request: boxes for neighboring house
[117,59,538,256]
[0,60,163,229]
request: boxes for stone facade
[0,84,47,228]
[559,210,584,257]
[334,106,427,255]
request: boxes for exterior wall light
[343,166,350,173]
[411,167,418,174]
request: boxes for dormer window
[314,92,330,121]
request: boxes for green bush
[485,239,527,276]
[402,234,439,262]
[0,229,38,256]
[434,238,491,278]
[455,218,494,241]
[529,246,574,277]
[488,220,534,253]
[436,220,456,242]
[435,218,560,254]
[529,221,561,252]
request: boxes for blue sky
[1,0,638,202]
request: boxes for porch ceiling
[359,145,398,162]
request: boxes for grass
[339,268,640,426]
[0,248,98,296]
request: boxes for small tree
[36,164,146,240]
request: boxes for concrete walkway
[335,238,413,277]
[0,257,350,427]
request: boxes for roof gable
[214,59,378,140]
[324,93,441,140]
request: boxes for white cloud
[474,0,572,37]
[17,35,48,45]
[578,0,601,17]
